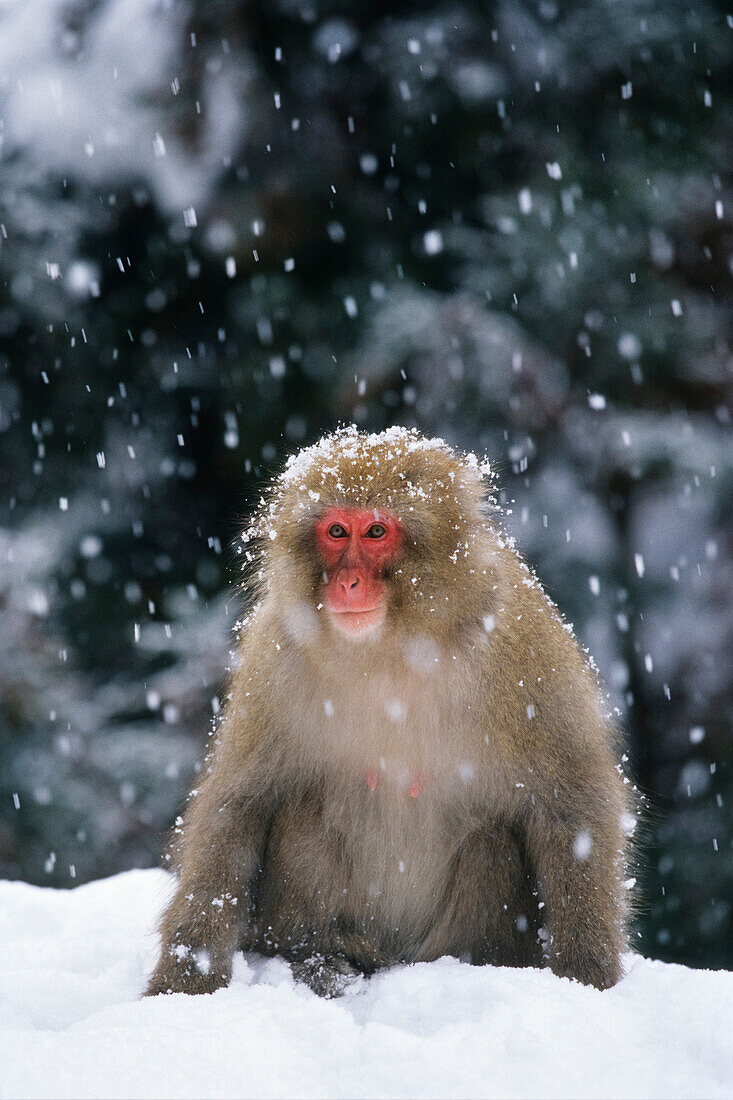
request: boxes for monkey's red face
[315,507,403,637]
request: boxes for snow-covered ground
[1,870,731,1100]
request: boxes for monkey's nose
[338,572,360,594]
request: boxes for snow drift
[0,869,730,1100]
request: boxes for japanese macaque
[146,427,631,999]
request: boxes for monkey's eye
[328,523,348,538]
[366,523,387,539]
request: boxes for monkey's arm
[524,760,628,990]
[145,738,275,997]
[488,584,629,989]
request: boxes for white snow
[1,871,731,1099]
[423,229,444,255]
[0,0,244,214]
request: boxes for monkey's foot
[290,953,363,998]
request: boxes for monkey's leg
[145,769,272,997]
[525,807,626,989]
[415,824,543,967]
[255,797,378,997]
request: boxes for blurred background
[0,0,731,969]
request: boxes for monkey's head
[245,426,495,646]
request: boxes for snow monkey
[146,427,631,999]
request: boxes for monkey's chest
[323,775,466,949]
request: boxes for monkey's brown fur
[146,427,630,998]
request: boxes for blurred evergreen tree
[0,0,730,966]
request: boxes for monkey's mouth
[327,606,386,637]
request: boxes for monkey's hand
[145,886,244,997]
[548,939,622,990]
[144,942,231,997]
